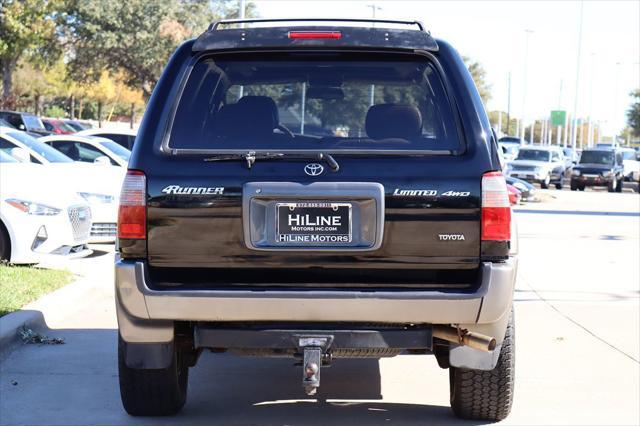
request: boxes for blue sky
[254,0,640,136]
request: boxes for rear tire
[0,222,10,262]
[555,182,563,190]
[616,177,623,193]
[540,175,550,189]
[450,311,515,421]
[118,335,188,416]
[579,185,585,191]
[570,182,578,191]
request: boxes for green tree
[0,0,62,99]
[488,111,519,136]
[626,89,640,137]
[462,56,491,105]
[63,0,255,98]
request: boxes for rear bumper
[116,256,517,371]
[507,171,561,183]
[116,256,517,337]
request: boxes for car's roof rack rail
[210,18,425,32]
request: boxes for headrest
[238,95,279,128]
[214,96,279,138]
[365,104,422,140]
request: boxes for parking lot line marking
[520,276,639,364]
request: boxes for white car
[76,128,137,150]
[0,127,123,242]
[505,146,567,189]
[39,134,131,167]
[619,148,640,182]
[498,142,519,162]
[0,151,92,264]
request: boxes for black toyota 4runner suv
[116,19,517,421]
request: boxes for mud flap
[449,343,501,370]
[121,339,175,369]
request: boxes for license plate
[584,174,598,178]
[277,202,352,245]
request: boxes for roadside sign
[551,110,566,126]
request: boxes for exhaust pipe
[433,326,496,352]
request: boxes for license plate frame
[276,202,353,245]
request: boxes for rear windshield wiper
[204,151,340,172]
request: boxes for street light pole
[520,29,533,143]
[570,1,584,150]
[506,71,512,134]
[557,79,563,146]
[237,0,246,100]
[367,4,382,106]
[587,52,595,147]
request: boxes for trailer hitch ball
[305,362,319,379]
[302,347,322,396]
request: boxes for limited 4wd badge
[392,188,437,196]
[392,189,470,197]
[161,185,224,195]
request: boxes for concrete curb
[0,309,49,360]
[0,276,95,360]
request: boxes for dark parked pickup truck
[115,18,518,421]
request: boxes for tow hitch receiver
[298,336,333,395]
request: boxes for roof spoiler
[208,18,426,32]
[193,19,437,53]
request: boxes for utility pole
[587,52,595,147]
[613,61,621,140]
[237,0,246,101]
[367,4,382,106]
[300,82,306,134]
[557,79,563,146]
[529,121,534,144]
[570,1,584,150]
[506,72,512,134]
[520,29,534,143]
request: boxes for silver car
[505,146,567,189]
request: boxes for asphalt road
[1,189,639,425]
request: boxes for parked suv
[571,148,625,192]
[115,19,518,421]
[505,145,566,189]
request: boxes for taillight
[118,170,146,239]
[481,171,511,241]
[288,31,342,39]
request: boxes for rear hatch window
[168,52,461,152]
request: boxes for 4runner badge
[161,185,224,195]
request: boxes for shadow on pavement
[0,323,489,426]
[82,249,111,259]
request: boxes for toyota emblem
[304,163,324,176]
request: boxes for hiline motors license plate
[276,202,352,245]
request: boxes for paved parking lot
[0,189,638,425]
